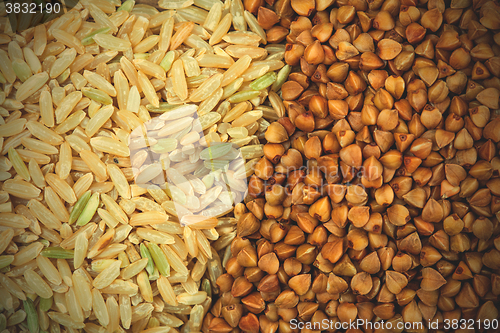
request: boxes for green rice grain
[159,51,176,72]
[272,64,291,92]
[82,28,111,46]
[201,278,211,298]
[23,298,39,333]
[250,72,276,91]
[41,247,74,259]
[0,255,13,269]
[149,266,160,281]
[140,243,155,276]
[227,90,260,103]
[82,87,113,105]
[118,0,135,12]
[39,297,53,312]
[75,192,99,226]
[146,243,170,277]
[69,190,91,225]
[0,313,6,331]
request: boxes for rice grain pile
[0,0,290,332]
[129,104,250,225]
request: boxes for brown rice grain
[57,142,72,180]
[0,212,31,229]
[50,48,77,79]
[26,120,64,145]
[65,286,84,323]
[72,268,93,311]
[65,135,91,155]
[130,211,168,226]
[92,288,110,327]
[52,29,85,55]
[3,178,41,199]
[106,295,120,333]
[0,118,26,138]
[60,222,97,250]
[44,187,70,223]
[88,4,118,33]
[0,50,16,83]
[137,270,153,302]
[16,72,50,102]
[159,17,175,51]
[203,1,222,31]
[91,136,130,157]
[16,149,51,165]
[136,228,175,244]
[85,105,115,137]
[72,173,94,198]
[56,259,73,287]
[12,242,44,266]
[74,233,88,269]
[157,275,177,306]
[160,244,189,275]
[45,173,77,204]
[121,258,148,280]
[92,259,121,289]
[21,137,59,155]
[48,312,85,329]
[101,193,129,224]
[24,269,53,298]
[209,13,232,45]
[171,59,188,100]
[0,228,15,254]
[97,208,120,228]
[87,227,116,258]
[4,259,38,278]
[83,70,117,97]
[119,294,133,329]
[79,150,108,183]
[134,35,161,53]
[114,70,129,111]
[53,91,83,124]
[53,292,68,313]
[33,25,47,56]
[172,22,197,50]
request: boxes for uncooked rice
[0,0,290,331]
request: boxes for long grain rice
[16,149,51,165]
[0,1,291,332]
[24,269,53,298]
[26,120,64,145]
[92,259,121,289]
[36,255,62,285]
[0,273,26,300]
[92,288,110,327]
[74,233,88,268]
[45,173,77,204]
[0,118,26,137]
[66,286,84,323]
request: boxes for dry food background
[0,0,499,332]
